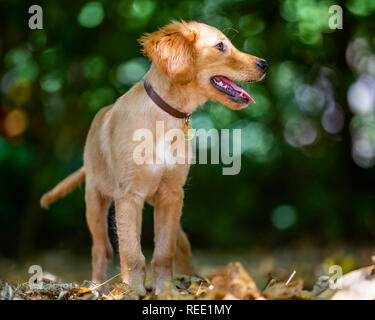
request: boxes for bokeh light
[40,72,63,93]
[78,2,104,28]
[116,58,149,85]
[347,74,375,114]
[284,118,318,148]
[322,105,344,134]
[271,205,297,230]
[281,0,334,45]
[239,120,274,162]
[346,0,375,16]
[3,109,27,137]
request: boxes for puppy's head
[139,21,197,84]
[139,21,267,110]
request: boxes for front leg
[151,184,184,295]
[115,190,146,296]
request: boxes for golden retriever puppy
[41,21,267,295]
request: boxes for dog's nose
[256,59,268,73]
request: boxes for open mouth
[210,76,255,104]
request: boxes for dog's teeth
[213,79,233,91]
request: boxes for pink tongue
[216,76,255,104]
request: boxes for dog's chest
[149,136,186,172]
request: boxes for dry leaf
[154,282,194,300]
[263,280,303,300]
[76,287,92,296]
[207,262,260,300]
[100,283,131,300]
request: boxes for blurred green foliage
[1,0,375,257]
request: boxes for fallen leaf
[100,283,131,300]
[263,279,303,300]
[76,287,92,296]
[207,262,260,300]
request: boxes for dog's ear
[139,21,197,83]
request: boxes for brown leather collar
[144,81,191,120]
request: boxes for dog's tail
[40,167,86,209]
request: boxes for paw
[153,280,179,296]
[128,282,146,297]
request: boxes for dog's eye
[215,42,225,51]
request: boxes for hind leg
[85,187,113,283]
[174,225,194,276]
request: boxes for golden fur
[41,21,266,295]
